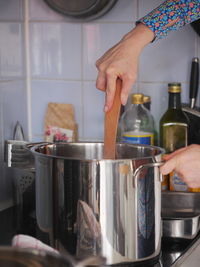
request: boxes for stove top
[0,206,200,267]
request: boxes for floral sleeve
[138,0,200,40]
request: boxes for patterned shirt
[139,0,200,39]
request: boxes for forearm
[138,0,200,40]
[122,23,155,51]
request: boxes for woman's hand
[160,144,200,188]
[96,23,154,112]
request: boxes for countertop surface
[178,241,200,266]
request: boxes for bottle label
[122,132,154,145]
[162,122,188,151]
[170,172,188,192]
[189,187,200,192]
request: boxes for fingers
[160,156,178,175]
[163,146,188,160]
[95,42,137,111]
[96,63,135,112]
[96,63,132,112]
[104,72,117,112]
[96,71,106,92]
[160,144,200,188]
[104,74,134,112]
[121,74,136,105]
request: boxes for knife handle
[189,57,199,108]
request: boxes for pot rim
[28,142,165,162]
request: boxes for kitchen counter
[1,205,200,266]
[171,235,200,266]
[162,234,200,266]
[177,242,200,266]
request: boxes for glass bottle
[159,83,189,191]
[143,95,151,110]
[143,95,159,145]
[119,93,155,145]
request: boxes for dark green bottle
[159,83,188,191]
[160,83,188,152]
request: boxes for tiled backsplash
[29,0,200,142]
[0,0,25,208]
[0,0,199,144]
[30,22,82,79]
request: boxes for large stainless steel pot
[29,142,164,265]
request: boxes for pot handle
[133,162,164,188]
[8,142,52,170]
[25,142,52,150]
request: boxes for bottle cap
[168,83,181,93]
[132,93,144,104]
[143,95,151,103]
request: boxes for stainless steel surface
[182,106,200,117]
[162,191,200,217]
[163,215,200,240]
[162,191,200,239]
[13,121,25,141]
[190,98,196,109]
[29,142,164,265]
[133,162,164,184]
[4,140,34,169]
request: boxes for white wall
[0,0,27,208]
[27,0,200,141]
[0,0,199,207]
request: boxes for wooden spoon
[103,79,122,159]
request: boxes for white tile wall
[28,0,200,142]
[0,80,28,208]
[30,22,82,79]
[138,0,163,18]
[83,81,105,140]
[0,23,25,79]
[139,24,196,83]
[0,0,24,21]
[29,0,70,22]
[83,23,134,80]
[31,80,82,141]
[1,80,28,140]
[0,0,26,209]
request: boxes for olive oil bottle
[160,83,188,191]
